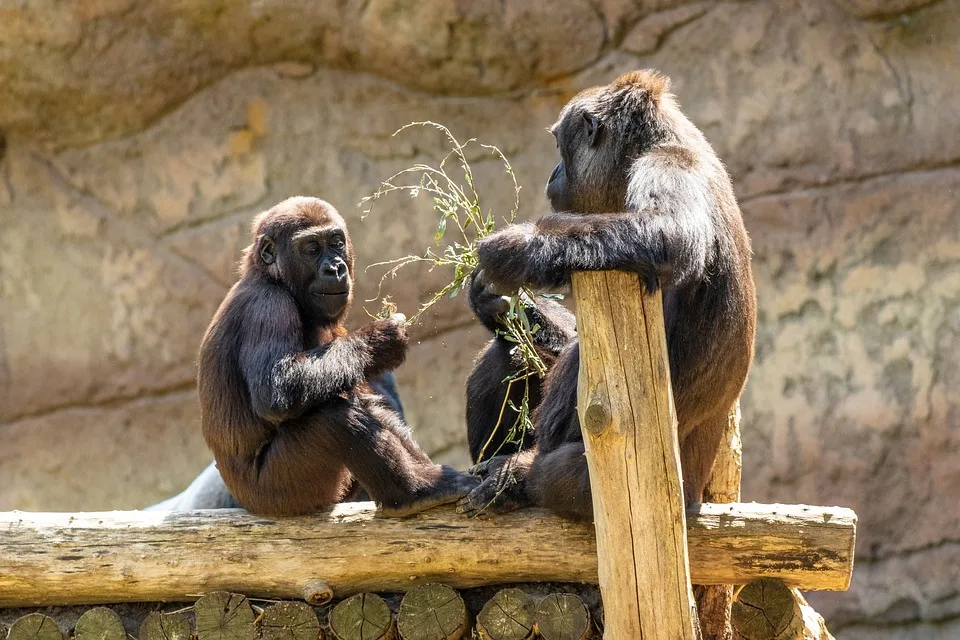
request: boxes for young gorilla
[199,196,478,517]
[458,70,757,521]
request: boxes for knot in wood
[301,580,333,605]
[583,401,612,435]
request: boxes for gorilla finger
[468,461,490,476]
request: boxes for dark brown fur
[199,196,478,517]
[458,70,757,522]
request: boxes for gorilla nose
[322,260,347,278]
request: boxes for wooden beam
[697,401,745,640]
[571,270,695,638]
[0,502,856,607]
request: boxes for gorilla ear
[258,235,277,265]
[583,112,602,147]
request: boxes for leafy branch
[359,121,546,460]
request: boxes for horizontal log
[0,502,856,607]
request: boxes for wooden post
[572,270,696,639]
[697,401,744,640]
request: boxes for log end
[140,612,191,640]
[302,581,335,607]
[329,593,394,640]
[194,591,256,640]
[261,602,321,640]
[8,613,63,640]
[398,583,468,640]
[74,607,124,640]
[476,588,535,640]
[534,593,591,640]
[732,579,803,640]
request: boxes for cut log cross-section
[7,614,62,640]
[140,612,191,640]
[74,607,125,640]
[329,593,394,640]
[397,584,468,640]
[475,589,535,640]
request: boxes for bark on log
[329,593,393,640]
[533,593,592,640]
[261,602,321,640]
[475,589,535,640]
[0,502,855,607]
[732,580,835,640]
[397,584,467,640]
[194,592,256,640]
[572,270,696,639]
[8,614,62,640]
[74,607,125,640]
[140,612,191,640]
[696,401,744,640]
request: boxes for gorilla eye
[303,242,321,256]
[330,236,345,250]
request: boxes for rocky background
[1,1,958,638]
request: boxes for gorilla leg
[225,400,478,518]
[466,340,542,463]
[528,442,592,521]
[459,343,584,518]
[147,372,404,512]
[465,271,576,464]
[679,409,730,506]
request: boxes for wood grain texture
[194,592,255,640]
[397,584,467,640]
[260,602,321,640]
[572,270,696,640]
[732,579,836,640]
[74,607,125,640]
[7,614,62,640]
[329,593,393,640]
[697,402,745,640]
[140,612,191,640]
[0,502,855,607]
[534,594,591,640]
[476,589,535,640]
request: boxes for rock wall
[1,1,958,637]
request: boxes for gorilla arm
[467,269,576,356]
[476,158,714,294]
[239,284,406,425]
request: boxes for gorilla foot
[455,472,531,518]
[376,466,481,518]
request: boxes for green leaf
[434,216,447,244]
[518,307,530,331]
